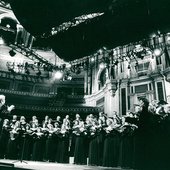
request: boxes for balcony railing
[0,88,51,97]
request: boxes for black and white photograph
[0,0,170,170]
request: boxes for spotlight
[6,24,10,28]
[54,71,63,79]
[166,35,170,45]
[154,49,161,56]
[99,63,105,69]
[9,49,16,57]
[67,75,72,80]
[91,57,95,62]
[66,63,71,68]
[166,36,170,42]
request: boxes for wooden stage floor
[0,159,133,170]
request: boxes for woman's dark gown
[55,132,69,163]
[133,106,154,170]
[88,129,105,166]
[45,131,56,162]
[6,131,19,160]
[88,133,99,166]
[22,131,34,160]
[32,133,45,161]
[159,114,170,170]
[102,129,120,167]
[0,125,10,158]
[120,125,135,169]
[74,133,87,165]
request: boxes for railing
[0,88,51,97]
[67,95,84,99]
[14,104,100,113]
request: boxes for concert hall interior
[0,1,170,170]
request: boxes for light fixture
[6,24,10,28]
[99,63,105,69]
[54,71,63,79]
[67,75,72,80]
[153,49,162,56]
[166,35,170,45]
[91,57,95,62]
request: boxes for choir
[0,95,170,170]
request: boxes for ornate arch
[0,13,19,24]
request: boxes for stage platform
[0,159,133,170]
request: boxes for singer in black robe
[32,129,45,161]
[102,129,120,167]
[133,97,153,170]
[120,125,136,169]
[55,132,69,163]
[0,119,10,158]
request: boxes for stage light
[154,49,161,56]
[6,24,10,28]
[167,36,170,41]
[166,35,170,45]
[66,63,71,68]
[67,75,72,80]
[99,63,105,69]
[9,49,16,57]
[54,71,63,79]
[91,57,95,62]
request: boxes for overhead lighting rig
[69,32,170,73]
[7,44,74,80]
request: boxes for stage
[0,159,133,170]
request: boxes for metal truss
[10,44,56,67]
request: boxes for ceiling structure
[5,0,170,61]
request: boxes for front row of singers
[1,97,170,169]
[0,112,138,168]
